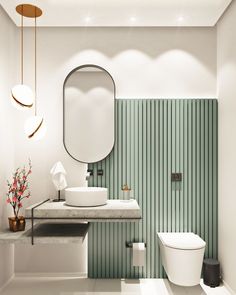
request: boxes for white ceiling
[0,0,232,27]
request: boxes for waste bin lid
[157,232,206,250]
[204,258,220,266]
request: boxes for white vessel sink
[65,187,108,207]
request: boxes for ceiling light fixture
[11,4,34,109]
[18,4,46,140]
[84,16,91,23]
[177,16,184,22]
[130,16,137,22]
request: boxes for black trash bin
[203,258,221,287]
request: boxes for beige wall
[217,1,236,293]
[0,6,17,289]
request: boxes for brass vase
[8,216,25,232]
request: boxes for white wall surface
[217,1,236,293]
[0,6,17,289]
[23,27,217,100]
[12,26,217,274]
[14,243,87,274]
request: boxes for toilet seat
[158,232,206,250]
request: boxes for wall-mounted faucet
[85,169,103,180]
[86,169,93,181]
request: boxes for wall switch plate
[97,169,103,176]
[171,173,182,182]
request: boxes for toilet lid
[157,232,206,250]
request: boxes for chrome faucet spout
[86,169,93,181]
[86,172,90,181]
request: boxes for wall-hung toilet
[157,232,206,287]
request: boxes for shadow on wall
[43,28,214,65]
[37,27,216,76]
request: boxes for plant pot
[8,216,26,232]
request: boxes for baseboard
[0,273,15,293]
[15,272,87,278]
[223,280,236,295]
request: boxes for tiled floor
[0,277,232,295]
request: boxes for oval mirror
[63,65,115,163]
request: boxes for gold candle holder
[121,184,132,200]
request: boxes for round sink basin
[65,187,107,207]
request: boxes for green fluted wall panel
[88,99,218,279]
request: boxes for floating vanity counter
[0,221,89,245]
[0,200,141,245]
[25,199,141,221]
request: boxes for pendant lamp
[22,4,46,140]
[11,4,35,109]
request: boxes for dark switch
[97,169,103,176]
[171,173,182,182]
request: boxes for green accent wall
[88,99,218,278]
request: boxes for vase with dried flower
[6,160,32,232]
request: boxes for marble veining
[25,199,142,220]
[0,221,88,244]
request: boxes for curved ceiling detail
[0,0,232,27]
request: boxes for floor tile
[200,280,232,295]
[1,277,96,295]
[0,277,232,295]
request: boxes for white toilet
[157,232,206,286]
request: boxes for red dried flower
[6,159,32,219]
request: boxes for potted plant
[6,160,32,232]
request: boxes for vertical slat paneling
[171,100,175,232]
[183,100,188,232]
[200,100,205,240]
[88,99,218,278]
[213,101,218,259]
[151,100,155,277]
[208,100,213,258]
[204,100,209,257]
[179,100,184,233]
[196,100,201,237]
[175,100,180,232]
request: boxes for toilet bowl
[157,232,206,287]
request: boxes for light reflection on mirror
[63,65,115,163]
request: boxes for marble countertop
[25,199,142,221]
[0,200,141,245]
[0,221,89,244]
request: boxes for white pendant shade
[14,4,45,140]
[11,84,34,108]
[24,115,46,141]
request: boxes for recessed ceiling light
[177,16,184,22]
[84,16,91,23]
[130,16,137,22]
